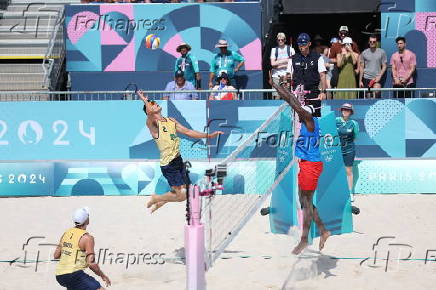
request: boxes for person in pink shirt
[390,36,416,98]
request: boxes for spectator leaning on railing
[208,39,244,89]
[336,37,359,99]
[175,43,201,89]
[209,72,237,100]
[390,36,416,98]
[359,35,387,98]
[164,70,198,100]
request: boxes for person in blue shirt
[208,39,244,89]
[164,71,198,100]
[336,103,359,199]
[174,43,201,89]
[272,82,330,255]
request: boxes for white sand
[1,194,435,290]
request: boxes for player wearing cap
[272,82,330,255]
[288,33,327,117]
[54,207,111,290]
[137,91,223,213]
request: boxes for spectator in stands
[208,39,244,89]
[164,70,198,100]
[329,26,360,89]
[359,35,387,98]
[175,43,201,89]
[288,33,327,117]
[336,37,359,99]
[390,36,416,98]
[329,26,360,66]
[321,46,334,98]
[209,72,237,100]
[270,32,295,99]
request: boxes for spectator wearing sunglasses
[359,35,387,98]
[390,36,416,98]
[269,32,295,99]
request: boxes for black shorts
[342,151,356,167]
[160,155,191,187]
[56,270,101,290]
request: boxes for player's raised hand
[137,90,148,103]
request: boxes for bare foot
[146,194,158,208]
[319,231,331,251]
[292,240,308,255]
[151,202,166,213]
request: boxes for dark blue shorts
[160,155,190,187]
[342,151,355,167]
[56,270,101,290]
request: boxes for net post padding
[185,185,206,290]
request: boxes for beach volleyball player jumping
[272,82,330,255]
[137,91,223,213]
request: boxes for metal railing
[0,87,435,101]
[42,6,65,90]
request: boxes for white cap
[302,105,315,115]
[339,25,349,32]
[342,37,353,44]
[73,207,89,225]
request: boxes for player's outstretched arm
[271,82,314,132]
[170,118,223,139]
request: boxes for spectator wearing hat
[54,207,111,290]
[175,43,201,89]
[209,39,244,89]
[336,104,359,201]
[270,32,295,99]
[329,26,360,61]
[336,37,359,99]
[390,36,416,98]
[209,72,237,100]
[359,34,387,98]
[329,26,360,89]
[164,70,198,100]
[287,33,327,117]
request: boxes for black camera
[205,164,227,185]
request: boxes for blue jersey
[295,117,321,162]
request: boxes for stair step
[0,38,50,45]
[0,81,46,90]
[0,72,45,82]
[0,47,48,58]
[6,4,64,12]
[0,63,46,73]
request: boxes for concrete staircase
[0,0,80,93]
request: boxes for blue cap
[297,33,311,46]
[175,70,184,78]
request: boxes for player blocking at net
[272,82,331,255]
[138,91,223,213]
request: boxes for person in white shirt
[270,32,295,99]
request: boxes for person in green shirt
[208,39,244,89]
[336,103,359,200]
[174,43,201,89]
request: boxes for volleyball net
[202,103,296,267]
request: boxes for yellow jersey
[55,227,88,276]
[154,118,180,166]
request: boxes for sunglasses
[147,100,156,106]
[277,38,285,41]
[369,41,377,44]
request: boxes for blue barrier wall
[1,99,434,161]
